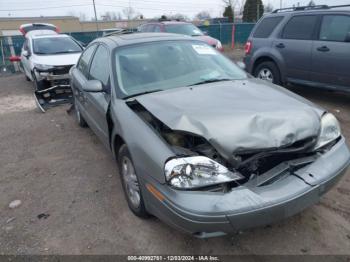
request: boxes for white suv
[20,23,83,111]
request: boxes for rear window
[282,15,318,40]
[253,16,283,38]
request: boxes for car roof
[160,21,189,25]
[267,5,350,16]
[31,33,71,39]
[99,32,194,47]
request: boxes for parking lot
[1,66,350,254]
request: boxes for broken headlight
[315,113,341,150]
[164,156,242,189]
[34,63,54,71]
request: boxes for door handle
[317,46,330,52]
[275,43,285,48]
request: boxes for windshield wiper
[124,89,164,99]
[187,78,232,87]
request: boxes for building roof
[0,16,78,21]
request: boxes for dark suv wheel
[254,61,282,85]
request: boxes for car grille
[52,65,74,75]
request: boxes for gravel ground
[0,71,350,255]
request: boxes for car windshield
[114,41,247,98]
[33,37,82,55]
[164,24,204,36]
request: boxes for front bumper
[143,137,350,237]
[34,70,73,112]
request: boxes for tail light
[19,27,26,36]
[9,56,21,62]
[245,41,252,55]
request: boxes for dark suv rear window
[253,16,283,38]
[282,15,318,40]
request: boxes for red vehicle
[138,20,224,51]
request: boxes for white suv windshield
[33,37,82,55]
[115,41,247,98]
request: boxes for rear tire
[25,75,30,81]
[254,61,282,86]
[117,144,149,218]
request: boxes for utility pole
[280,0,282,9]
[257,2,259,21]
[92,0,99,32]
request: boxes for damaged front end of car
[33,64,73,112]
[125,94,349,236]
[128,100,341,192]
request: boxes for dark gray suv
[244,5,350,92]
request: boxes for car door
[311,14,350,89]
[21,38,31,78]
[71,43,97,123]
[274,15,318,82]
[84,44,111,148]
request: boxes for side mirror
[9,55,21,62]
[83,80,103,92]
[202,30,208,35]
[236,61,246,70]
[22,50,29,57]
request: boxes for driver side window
[89,45,110,92]
[77,44,97,77]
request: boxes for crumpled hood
[136,79,323,158]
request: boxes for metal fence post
[231,24,235,49]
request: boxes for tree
[243,0,264,22]
[122,7,135,20]
[101,11,113,21]
[169,13,189,21]
[79,12,88,21]
[308,0,316,6]
[223,6,234,22]
[222,0,234,22]
[195,11,211,20]
[264,3,274,13]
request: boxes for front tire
[254,61,282,85]
[74,98,88,127]
[118,144,149,218]
[32,72,45,91]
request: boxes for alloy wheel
[121,156,141,209]
[258,68,274,82]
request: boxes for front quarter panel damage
[110,99,176,184]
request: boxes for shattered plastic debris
[6,217,16,224]
[37,213,50,220]
[9,200,22,209]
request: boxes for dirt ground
[1,71,350,255]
